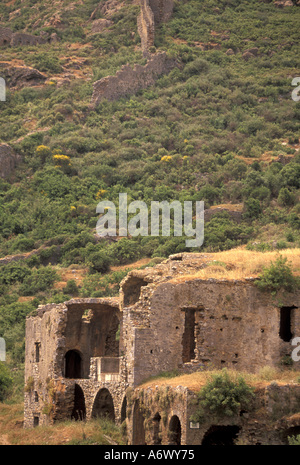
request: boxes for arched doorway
[152,412,162,445]
[92,388,115,422]
[201,425,240,445]
[132,400,146,445]
[71,384,86,421]
[168,415,181,445]
[65,350,82,378]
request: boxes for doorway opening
[201,425,240,445]
[168,415,181,445]
[92,388,115,422]
[279,306,297,342]
[71,384,86,421]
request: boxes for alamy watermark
[292,77,300,102]
[0,338,5,362]
[291,337,300,362]
[0,78,6,102]
[96,194,204,248]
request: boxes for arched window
[152,412,162,445]
[65,350,82,379]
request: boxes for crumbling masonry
[24,253,300,445]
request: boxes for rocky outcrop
[91,51,176,106]
[0,144,21,179]
[0,26,13,46]
[1,63,47,89]
[91,18,113,34]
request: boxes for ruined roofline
[27,296,121,319]
[64,296,120,310]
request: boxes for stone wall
[0,144,22,179]
[91,52,176,106]
[137,0,174,55]
[125,381,300,445]
[137,0,155,54]
[24,297,127,428]
[0,26,56,47]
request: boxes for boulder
[91,19,113,34]
[2,64,47,89]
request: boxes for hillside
[0,0,299,429]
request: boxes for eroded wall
[120,263,300,386]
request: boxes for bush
[20,266,58,295]
[88,251,111,274]
[191,369,254,423]
[63,279,79,296]
[243,198,262,219]
[255,255,299,294]
[278,188,296,207]
[289,435,300,445]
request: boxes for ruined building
[24,253,300,445]
[91,0,176,106]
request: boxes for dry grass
[0,403,123,445]
[175,247,300,281]
[209,204,243,212]
[140,366,300,392]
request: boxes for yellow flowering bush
[160,155,173,162]
[96,189,107,200]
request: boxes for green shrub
[243,198,262,219]
[288,435,300,445]
[63,279,79,296]
[20,266,58,296]
[278,188,296,207]
[191,369,254,423]
[88,251,111,274]
[255,255,299,294]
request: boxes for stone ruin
[0,144,22,179]
[91,0,177,106]
[24,253,300,445]
[91,51,176,106]
[0,26,59,47]
[138,0,174,55]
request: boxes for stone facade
[24,253,300,444]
